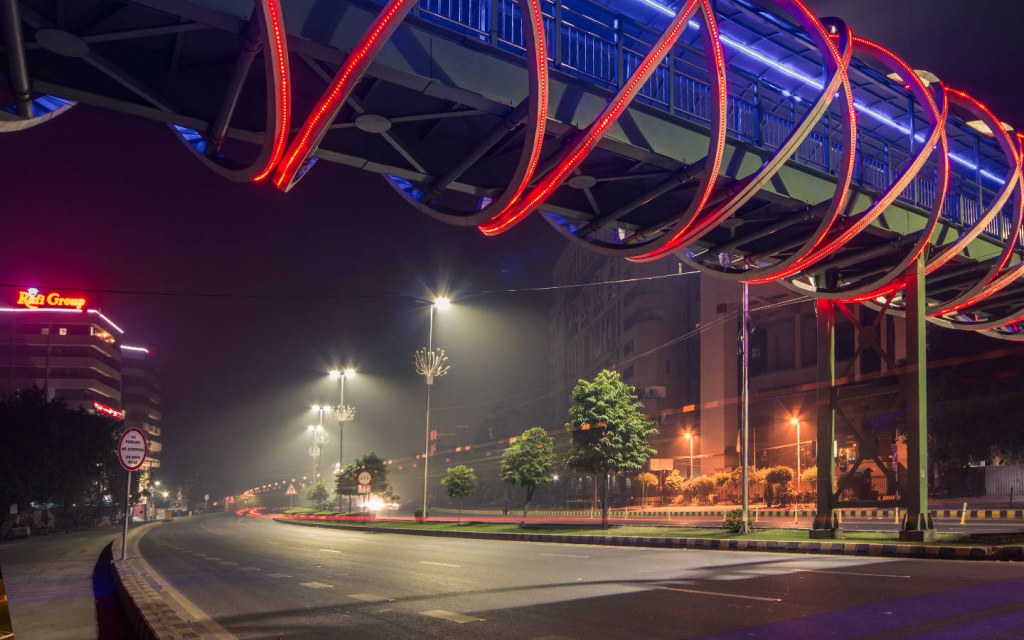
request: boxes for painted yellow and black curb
[439,507,1024,521]
[274,517,1024,562]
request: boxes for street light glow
[433,296,451,311]
[790,417,799,426]
[311,404,322,411]
[328,369,341,380]
[343,367,356,378]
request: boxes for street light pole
[791,417,801,497]
[685,432,695,479]
[329,368,356,511]
[414,297,451,519]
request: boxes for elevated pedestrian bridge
[2,0,1023,336]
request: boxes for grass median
[274,515,1024,547]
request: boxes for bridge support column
[1,0,33,118]
[810,298,842,539]
[900,254,935,541]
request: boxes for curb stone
[273,517,1022,561]
[112,557,202,639]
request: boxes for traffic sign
[357,484,371,494]
[285,483,297,496]
[357,471,372,485]
[118,428,147,471]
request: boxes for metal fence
[407,0,1016,242]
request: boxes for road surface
[137,513,1024,639]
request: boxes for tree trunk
[458,499,462,525]
[522,485,534,525]
[601,473,610,530]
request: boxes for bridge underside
[3,0,1023,538]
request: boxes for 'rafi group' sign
[16,288,87,310]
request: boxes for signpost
[285,483,297,507]
[118,427,147,561]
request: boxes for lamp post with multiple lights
[329,368,356,511]
[413,297,451,519]
[308,403,328,483]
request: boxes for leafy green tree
[307,483,330,511]
[501,427,556,523]
[440,465,478,523]
[0,387,128,527]
[687,476,715,505]
[664,469,686,496]
[636,472,659,506]
[335,463,358,512]
[564,370,657,528]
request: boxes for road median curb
[112,560,201,639]
[273,517,1024,561]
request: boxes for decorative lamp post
[413,297,451,519]
[329,368,356,510]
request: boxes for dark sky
[1,0,1021,496]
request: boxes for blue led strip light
[633,1,1007,185]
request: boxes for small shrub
[723,508,745,533]
[413,507,429,518]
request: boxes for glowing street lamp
[329,367,357,511]
[413,296,452,519]
[790,416,801,496]
[684,432,697,479]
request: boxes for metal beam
[810,298,841,538]
[900,253,936,541]
[206,15,261,157]
[1,0,32,117]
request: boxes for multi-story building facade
[121,345,163,484]
[1,287,165,490]
[549,245,910,501]
[550,244,702,464]
[0,287,124,413]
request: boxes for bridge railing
[408,0,1016,243]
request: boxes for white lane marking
[420,561,460,567]
[320,549,342,554]
[657,586,781,602]
[1,632,15,640]
[266,573,292,579]
[795,569,911,579]
[539,553,589,559]
[300,581,334,589]
[219,561,239,566]
[420,610,484,624]
[240,567,261,572]
[348,593,392,603]
[533,636,579,640]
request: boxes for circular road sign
[118,428,148,471]
[357,471,372,485]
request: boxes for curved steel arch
[260,0,1024,339]
[169,0,291,184]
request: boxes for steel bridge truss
[5,0,1024,537]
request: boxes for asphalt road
[138,514,1024,639]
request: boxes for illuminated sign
[16,288,87,310]
[94,401,124,420]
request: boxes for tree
[0,387,128,528]
[334,463,359,513]
[564,370,657,528]
[339,452,394,511]
[664,469,686,496]
[636,472,659,506]
[440,465,477,523]
[501,427,556,523]
[307,483,330,511]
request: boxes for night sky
[1,0,1021,496]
